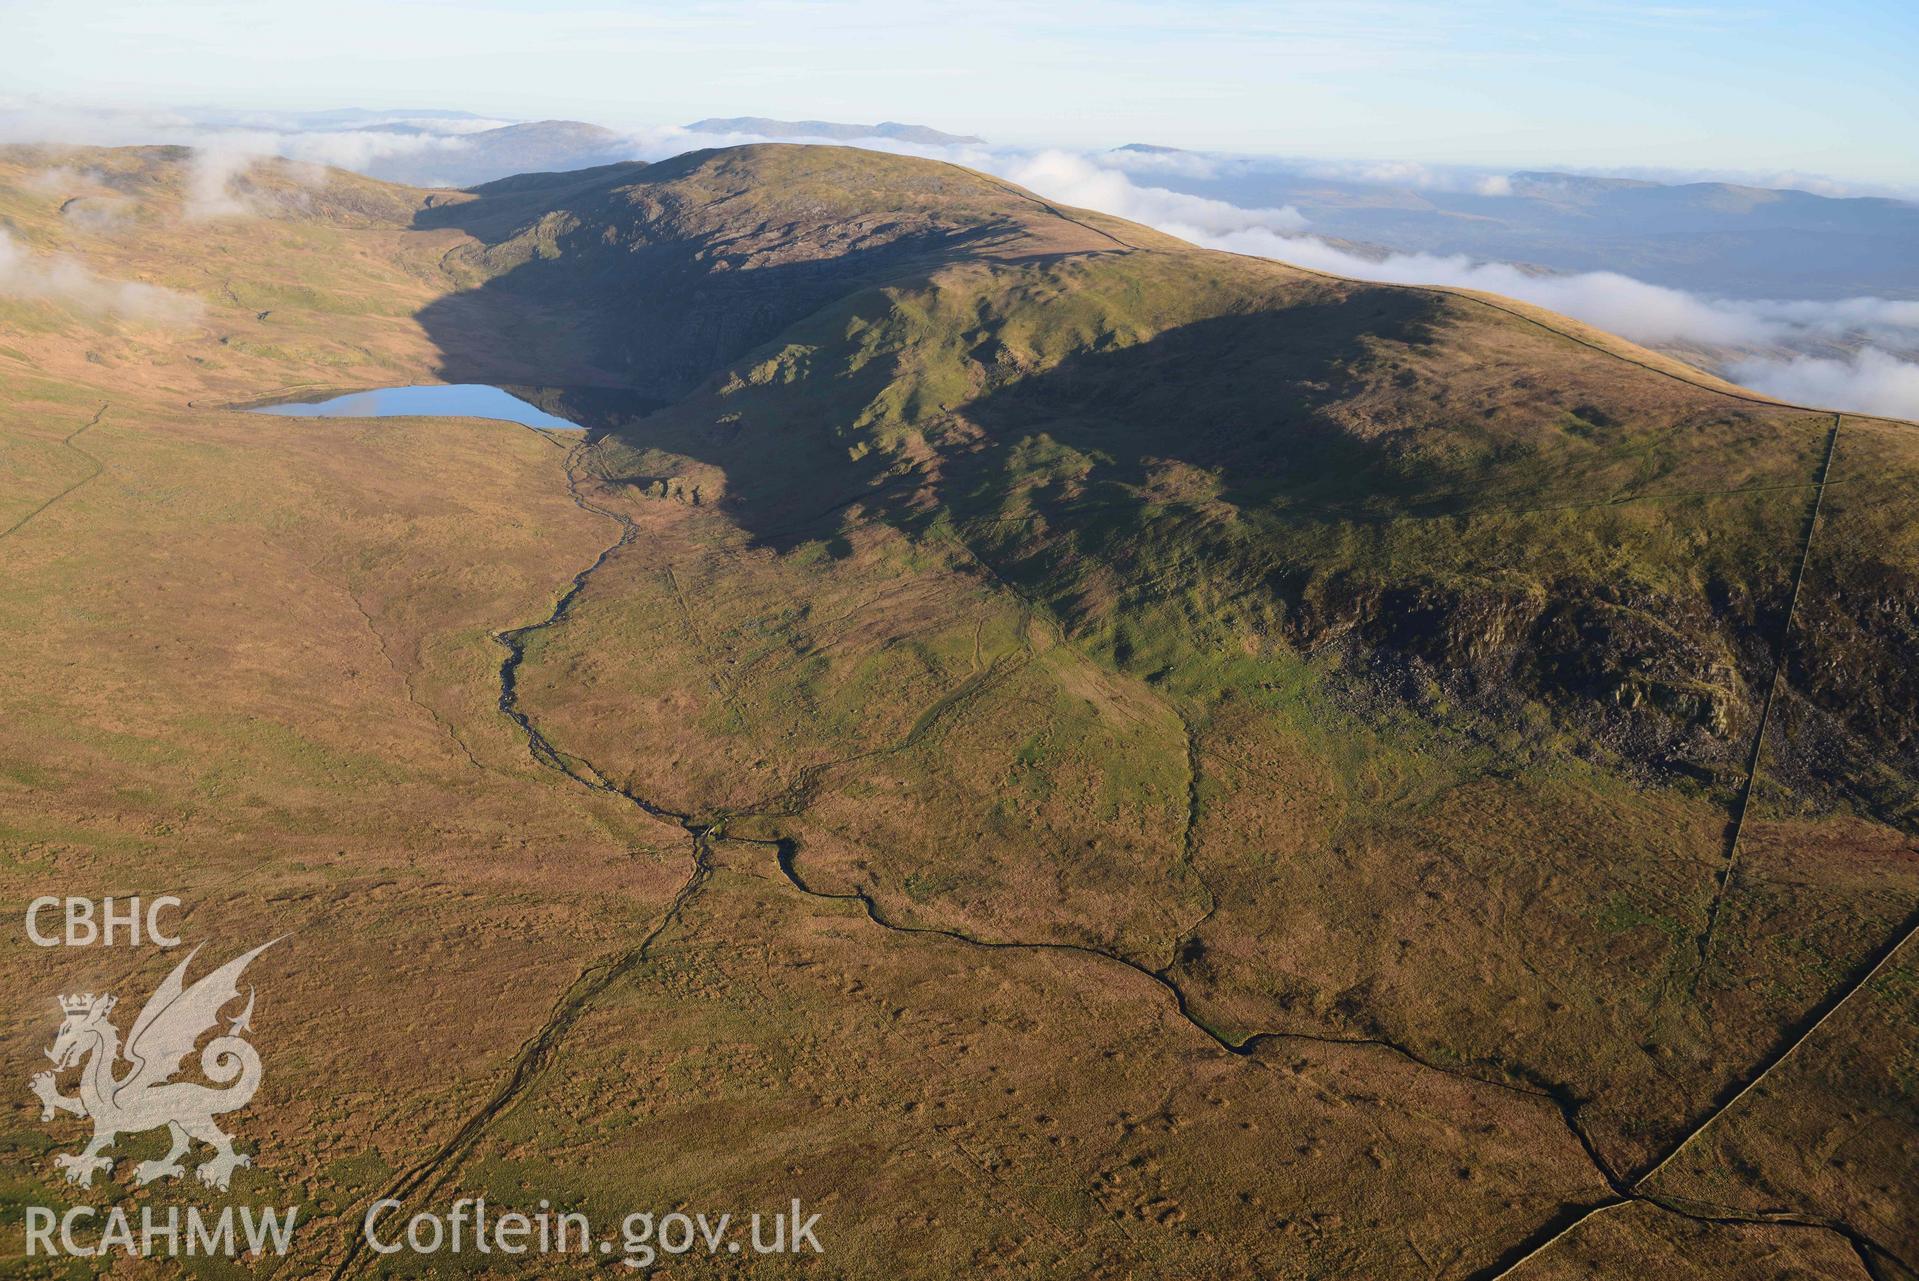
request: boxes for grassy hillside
[0,142,1912,1280]
[409,145,1184,397]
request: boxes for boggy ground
[0,143,1913,1279]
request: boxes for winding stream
[332,425,1912,1281]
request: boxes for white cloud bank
[1728,349,1919,420]
[0,98,484,217]
[2,99,1912,418]
[1006,151,1306,237]
[995,152,1919,420]
[177,129,481,217]
[0,229,201,324]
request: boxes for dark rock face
[1282,572,1767,779]
[1778,561,1919,824]
[412,142,1919,825]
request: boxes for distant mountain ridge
[365,119,632,187]
[686,117,983,145]
[1112,152,1919,298]
[360,115,985,188]
[161,102,1919,298]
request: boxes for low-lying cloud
[0,97,480,217]
[25,167,138,230]
[0,230,202,324]
[1101,151,1523,197]
[1006,151,1306,237]
[999,154,1919,419]
[1185,230,1902,349]
[1098,147,1222,181]
[181,129,477,217]
[1546,164,1919,202]
[1728,349,1919,420]
[0,99,480,167]
[59,195,136,232]
[1296,157,1516,196]
[4,99,1914,417]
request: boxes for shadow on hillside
[578,291,1444,557]
[958,293,1442,507]
[469,264,1841,792]
[409,155,1023,400]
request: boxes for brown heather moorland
[0,143,1913,1279]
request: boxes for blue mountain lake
[247,384,584,429]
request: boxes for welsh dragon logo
[29,941,278,1191]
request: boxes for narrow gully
[329,442,716,1279]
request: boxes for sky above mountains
[4,0,1915,189]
